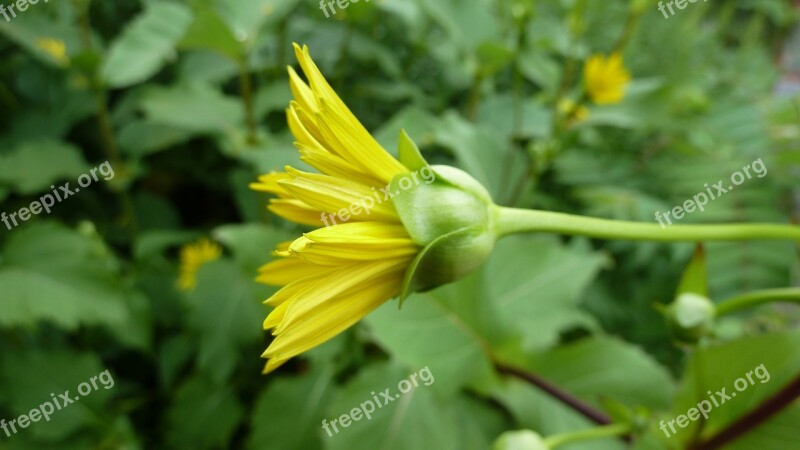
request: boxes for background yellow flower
[177,238,222,291]
[583,52,630,105]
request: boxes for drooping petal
[262,271,402,367]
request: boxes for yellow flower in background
[177,238,223,291]
[583,52,630,105]
[557,98,589,122]
[251,44,419,374]
[35,38,70,66]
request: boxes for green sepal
[398,225,493,306]
[676,244,708,297]
[398,129,428,171]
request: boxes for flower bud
[665,292,716,343]
[492,430,550,450]
[390,164,496,298]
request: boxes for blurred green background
[0,0,799,449]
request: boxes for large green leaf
[0,222,129,330]
[0,140,89,194]
[491,378,624,450]
[322,362,460,450]
[165,374,244,450]
[139,82,244,134]
[668,330,800,447]
[179,8,243,62]
[365,287,496,396]
[528,336,675,410]
[187,259,264,383]
[247,368,334,450]
[100,2,194,88]
[0,349,115,442]
[487,236,607,352]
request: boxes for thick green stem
[495,207,800,242]
[715,288,800,316]
[544,423,631,449]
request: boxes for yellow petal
[263,271,401,361]
[268,199,325,226]
[275,259,408,334]
[278,168,399,221]
[257,256,334,286]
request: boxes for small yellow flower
[558,98,589,122]
[583,52,630,105]
[177,238,222,291]
[35,38,70,66]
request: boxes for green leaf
[365,288,495,396]
[476,42,514,77]
[492,379,624,450]
[517,48,562,93]
[165,374,244,450]
[212,223,295,273]
[0,140,89,194]
[528,336,675,410]
[179,9,244,62]
[100,2,194,88]
[118,120,194,157]
[487,236,607,351]
[323,362,460,450]
[247,368,334,450]
[215,0,303,42]
[0,222,129,330]
[0,349,115,442]
[668,330,800,445]
[139,82,244,133]
[187,259,264,383]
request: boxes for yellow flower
[252,44,420,374]
[35,38,70,66]
[177,238,223,291]
[557,98,589,122]
[583,52,630,105]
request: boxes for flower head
[557,98,589,123]
[177,238,222,291]
[583,52,630,105]
[36,38,70,66]
[253,44,495,373]
[665,292,716,344]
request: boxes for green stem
[544,423,631,449]
[495,207,800,242]
[715,288,800,316]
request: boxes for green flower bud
[390,164,496,299]
[666,292,716,343]
[492,430,550,450]
[391,130,497,301]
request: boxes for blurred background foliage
[0,0,799,449]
